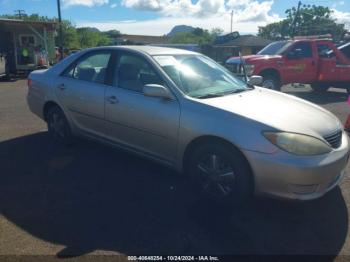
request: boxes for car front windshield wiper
[194,88,252,99]
[194,93,225,99]
[221,88,253,95]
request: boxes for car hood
[198,87,342,138]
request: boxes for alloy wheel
[49,112,66,140]
[262,79,276,90]
[196,153,236,199]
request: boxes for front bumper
[243,131,350,200]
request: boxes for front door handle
[106,95,118,104]
[58,83,66,90]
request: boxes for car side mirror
[248,75,263,86]
[143,84,173,99]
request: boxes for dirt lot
[0,79,350,259]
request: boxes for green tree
[58,20,80,50]
[103,30,122,45]
[76,27,112,48]
[210,28,224,38]
[170,27,215,45]
[258,5,346,41]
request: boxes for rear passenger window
[114,53,164,92]
[317,44,332,58]
[65,52,111,84]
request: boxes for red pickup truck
[226,38,350,92]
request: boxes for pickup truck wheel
[188,142,253,204]
[261,75,281,91]
[3,73,10,81]
[311,83,330,93]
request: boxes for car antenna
[239,51,248,82]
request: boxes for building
[114,33,271,64]
[218,34,272,54]
[0,18,56,74]
[204,35,272,64]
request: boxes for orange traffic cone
[345,114,350,132]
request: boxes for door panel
[105,88,180,161]
[282,42,318,83]
[104,52,180,162]
[55,51,112,136]
[55,77,106,136]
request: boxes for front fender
[255,65,285,84]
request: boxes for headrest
[77,67,96,82]
[118,63,139,81]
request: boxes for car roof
[86,45,198,56]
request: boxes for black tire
[311,83,330,93]
[3,73,10,81]
[261,74,281,91]
[187,142,253,204]
[47,106,73,145]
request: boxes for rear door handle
[58,83,66,90]
[106,95,118,104]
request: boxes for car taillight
[28,79,33,88]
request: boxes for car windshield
[153,55,250,98]
[258,41,292,55]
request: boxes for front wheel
[188,142,253,204]
[311,83,330,93]
[47,106,73,145]
[261,74,281,91]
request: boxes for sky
[1,0,350,35]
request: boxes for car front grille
[324,130,342,149]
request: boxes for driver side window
[114,53,164,92]
[289,42,312,59]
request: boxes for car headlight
[244,64,255,76]
[263,132,332,155]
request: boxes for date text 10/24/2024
[128,256,220,261]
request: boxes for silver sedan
[27,46,350,202]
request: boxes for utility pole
[14,10,25,19]
[230,10,234,33]
[56,0,64,60]
[291,1,302,38]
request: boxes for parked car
[226,38,350,92]
[27,46,350,203]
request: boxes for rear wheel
[261,74,281,91]
[311,83,330,93]
[188,142,253,204]
[47,106,73,145]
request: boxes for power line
[57,0,64,60]
[291,1,302,38]
[14,10,25,19]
